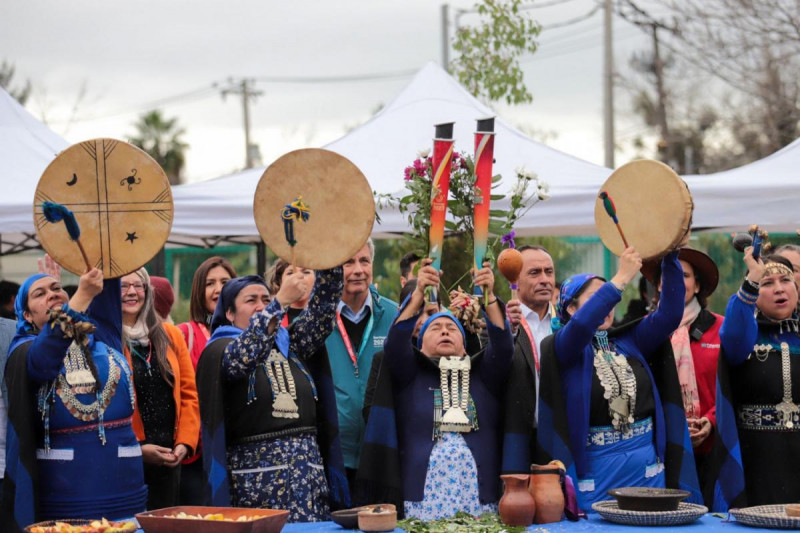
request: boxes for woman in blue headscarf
[195,267,349,522]
[536,247,701,512]
[377,259,513,520]
[2,258,146,530]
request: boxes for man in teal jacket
[325,239,397,485]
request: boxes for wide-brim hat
[641,247,719,298]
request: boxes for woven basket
[730,505,800,529]
[593,500,707,526]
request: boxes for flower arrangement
[392,149,550,263]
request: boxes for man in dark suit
[502,245,556,474]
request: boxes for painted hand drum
[254,148,375,270]
[34,139,173,277]
[594,159,693,261]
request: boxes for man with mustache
[502,245,557,474]
[325,239,398,487]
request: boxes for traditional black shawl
[702,348,746,511]
[2,343,38,533]
[196,328,350,510]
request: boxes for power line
[49,84,219,124]
[541,4,602,30]
[254,69,417,84]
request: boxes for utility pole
[221,78,263,169]
[603,0,615,169]
[650,23,673,167]
[441,4,450,71]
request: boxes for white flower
[538,180,550,193]
[514,165,525,176]
[417,148,431,159]
[524,169,538,180]
[512,180,528,197]
[537,190,551,201]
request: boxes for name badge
[373,336,386,348]
[578,479,595,492]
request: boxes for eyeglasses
[121,282,146,293]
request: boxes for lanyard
[336,310,374,377]
[281,313,289,328]
[519,318,540,375]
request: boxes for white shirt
[519,302,553,426]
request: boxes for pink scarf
[671,297,702,418]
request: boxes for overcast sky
[1,0,670,183]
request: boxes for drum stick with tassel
[598,191,629,249]
[41,201,92,271]
[427,122,455,304]
[472,117,495,306]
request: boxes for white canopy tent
[0,87,69,254]
[682,138,800,233]
[169,62,614,242]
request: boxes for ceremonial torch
[473,117,495,304]
[428,122,455,304]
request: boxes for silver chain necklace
[593,342,637,434]
[439,355,472,432]
[265,349,299,419]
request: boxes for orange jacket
[125,322,201,454]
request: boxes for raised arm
[473,262,513,389]
[384,259,442,387]
[221,299,283,381]
[632,250,685,357]
[288,266,343,360]
[28,268,105,382]
[554,283,622,369]
[554,247,641,368]
[720,246,762,366]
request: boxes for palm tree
[130,110,189,185]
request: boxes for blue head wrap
[14,273,50,335]
[210,275,268,333]
[556,273,600,324]
[417,311,467,350]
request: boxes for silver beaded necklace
[593,331,637,434]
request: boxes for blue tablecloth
[282,514,768,532]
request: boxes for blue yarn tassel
[42,201,82,241]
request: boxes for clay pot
[529,463,565,524]
[498,474,535,527]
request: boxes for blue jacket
[325,285,397,469]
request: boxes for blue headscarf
[209,274,268,334]
[556,273,600,324]
[9,273,50,353]
[417,311,467,350]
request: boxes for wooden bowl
[357,505,397,532]
[135,506,289,533]
[607,487,690,512]
[330,508,361,529]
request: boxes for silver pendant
[272,392,300,419]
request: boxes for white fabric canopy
[170,62,614,241]
[682,138,800,233]
[0,87,68,252]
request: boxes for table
[281,514,770,532]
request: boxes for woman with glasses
[120,268,200,511]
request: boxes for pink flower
[413,158,426,174]
[404,167,413,181]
